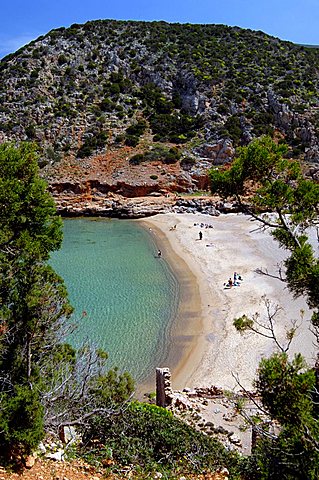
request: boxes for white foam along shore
[142,212,316,392]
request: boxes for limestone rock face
[45,449,65,461]
[51,189,241,218]
[268,89,319,163]
[306,145,319,163]
[194,139,235,165]
[0,19,318,202]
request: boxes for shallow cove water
[50,218,179,385]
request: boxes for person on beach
[233,272,242,285]
[199,231,203,240]
[228,277,233,287]
[157,249,162,258]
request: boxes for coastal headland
[142,212,316,392]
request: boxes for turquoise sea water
[50,218,179,384]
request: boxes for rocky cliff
[0,20,318,203]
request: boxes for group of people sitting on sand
[193,222,214,229]
[224,272,243,289]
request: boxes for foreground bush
[82,401,248,478]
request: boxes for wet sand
[142,212,316,391]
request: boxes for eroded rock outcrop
[155,368,268,455]
[193,140,235,165]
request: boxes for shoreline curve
[140,218,206,391]
[140,212,316,392]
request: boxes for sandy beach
[142,212,316,392]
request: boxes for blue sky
[1,0,318,58]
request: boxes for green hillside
[0,19,318,169]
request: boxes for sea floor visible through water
[50,218,179,388]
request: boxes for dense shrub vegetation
[129,145,181,164]
[82,402,246,478]
[0,20,318,162]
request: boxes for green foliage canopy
[0,142,68,457]
[0,142,62,261]
[83,401,244,477]
[252,353,319,479]
[210,136,319,321]
[211,136,319,478]
[0,143,134,460]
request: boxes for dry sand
[142,212,316,392]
